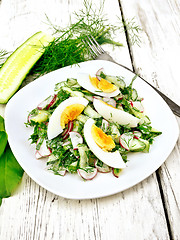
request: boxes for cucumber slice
[105,75,126,89]
[129,138,146,151]
[84,105,101,119]
[30,110,49,123]
[0,31,54,103]
[77,144,89,168]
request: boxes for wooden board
[0,0,179,239]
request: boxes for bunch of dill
[30,0,141,77]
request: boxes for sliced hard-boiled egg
[93,98,140,128]
[77,73,120,97]
[84,118,126,168]
[47,97,88,140]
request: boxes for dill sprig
[30,0,128,76]
[31,1,142,77]
[0,49,9,69]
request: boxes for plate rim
[5,60,179,199]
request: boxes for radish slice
[35,139,51,159]
[119,133,134,151]
[77,168,98,180]
[94,160,111,173]
[61,121,74,140]
[37,95,57,110]
[132,101,144,113]
[112,168,122,178]
[69,131,83,149]
[57,168,66,176]
[133,131,142,139]
[96,67,104,81]
[102,97,116,107]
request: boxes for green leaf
[0,115,5,131]
[0,131,8,157]
[0,198,2,206]
[0,144,24,198]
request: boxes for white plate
[5,60,179,199]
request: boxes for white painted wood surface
[0,0,179,239]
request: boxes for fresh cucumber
[30,110,49,123]
[129,138,146,151]
[61,86,84,97]
[0,31,54,103]
[105,75,126,89]
[77,144,89,168]
[76,114,89,123]
[84,105,101,118]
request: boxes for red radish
[112,168,122,178]
[69,131,83,149]
[28,113,33,123]
[35,139,51,159]
[37,94,57,110]
[102,97,116,107]
[77,168,98,180]
[132,101,144,113]
[57,168,66,176]
[61,121,74,140]
[130,101,133,107]
[96,67,104,81]
[94,160,111,173]
[119,133,134,151]
[133,131,142,139]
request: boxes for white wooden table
[0,0,180,239]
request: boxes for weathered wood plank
[120,0,180,239]
[0,0,174,239]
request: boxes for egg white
[47,97,88,140]
[84,118,126,169]
[93,98,140,128]
[77,73,120,97]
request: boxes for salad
[26,68,162,180]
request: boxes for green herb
[0,49,9,69]
[29,0,141,77]
[0,115,24,206]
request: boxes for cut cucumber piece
[105,75,126,89]
[30,110,49,123]
[0,31,54,103]
[84,105,101,119]
[129,138,146,152]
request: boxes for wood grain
[0,0,179,239]
[120,0,180,239]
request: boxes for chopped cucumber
[109,123,120,140]
[0,31,54,103]
[84,105,101,118]
[129,138,146,151]
[131,108,151,124]
[77,144,89,168]
[105,75,126,89]
[139,138,150,153]
[131,89,138,101]
[151,128,162,135]
[76,114,89,123]
[30,110,49,123]
[61,86,84,97]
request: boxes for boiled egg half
[93,98,140,128]
[47,97,88,140]
[84,118,126,168]
[77,73,120,97]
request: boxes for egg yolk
[60,104,85,128]
[91,124,115,151]
[89,75,117,93]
